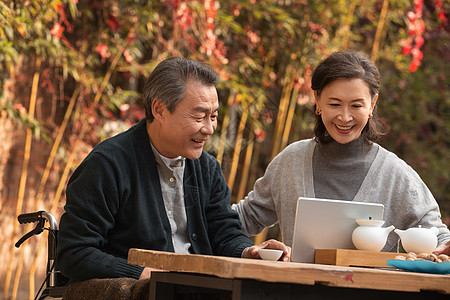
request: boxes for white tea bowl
[258,249,283,261]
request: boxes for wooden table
[128,249,450,300]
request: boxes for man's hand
[242,239,291,262]
[139,267,167,280]
[433,240,450,256]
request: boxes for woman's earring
[368,112,373,119]
[315,108,321,115]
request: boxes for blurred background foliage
[1,0,449,299]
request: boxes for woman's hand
[242,239,291,262]
[432,240,450,256]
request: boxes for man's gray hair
[142,57,220,122]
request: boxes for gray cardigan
[232,138,450,251]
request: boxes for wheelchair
[16,211,68,300]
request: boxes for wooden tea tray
[315,249,405,268]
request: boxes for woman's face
[315,78,377,144]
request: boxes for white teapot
[352,219,395,251]
[394,226,439,253]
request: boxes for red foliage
[40,68,55,93]
[262,110,273,124]
[254,128,266,143]
[435,0,448,27]
[95,43,111,63]
[203,0,228,64]
[57,3,73,33]
[106,15,120,32]
[123,49,133,63]
[127,32,138,46]
[49,3,73,40]
[176,2,193,30]
[399,0,425,72]
[50,23,64,39]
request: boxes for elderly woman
[232,50,450,255]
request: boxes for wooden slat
[315,249,406,268]
[128,249,450,294]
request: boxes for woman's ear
[313,91,319,101]
[371,94,379,110]
[313,91,320,109]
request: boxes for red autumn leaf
[407,11,416,22]
[50,23,64,39]
[414,35,424,48]
[409,61,419,72]
[254,128,266,142]
[437,10,448,24]
[123,49,133,63]
[402,45,412,55]
[412,48,423,60]
[95,43,111,63]
[106,15,120,32]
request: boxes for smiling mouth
[335,124,353,131]
[192,138,205,144]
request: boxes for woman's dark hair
[311,50,386,144]
[142,57,219,122]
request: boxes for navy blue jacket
[57,118,253,281]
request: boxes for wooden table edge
[128,248,450,295]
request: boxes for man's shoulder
[94,120,147,155]
[80,120,150,171]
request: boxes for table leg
[149,272,234,300]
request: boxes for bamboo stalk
[280,80,300,151]
[11,247,26,300]
[216,92,235,165]
[270,68,294,159]
[371,0,390,61]
[28,234,46,300]
[248,139,261,192]
[341,1,357,48]
[3,57,41,300]
[226,101,248,194]
[236,134,254,203]
[33,87,79,207]
[50,140,79,216]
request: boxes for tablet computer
[291,197,384,263]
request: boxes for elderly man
[57,58,289,297]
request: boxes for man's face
[154,80,219,159]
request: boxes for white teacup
[258,249,283,261]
